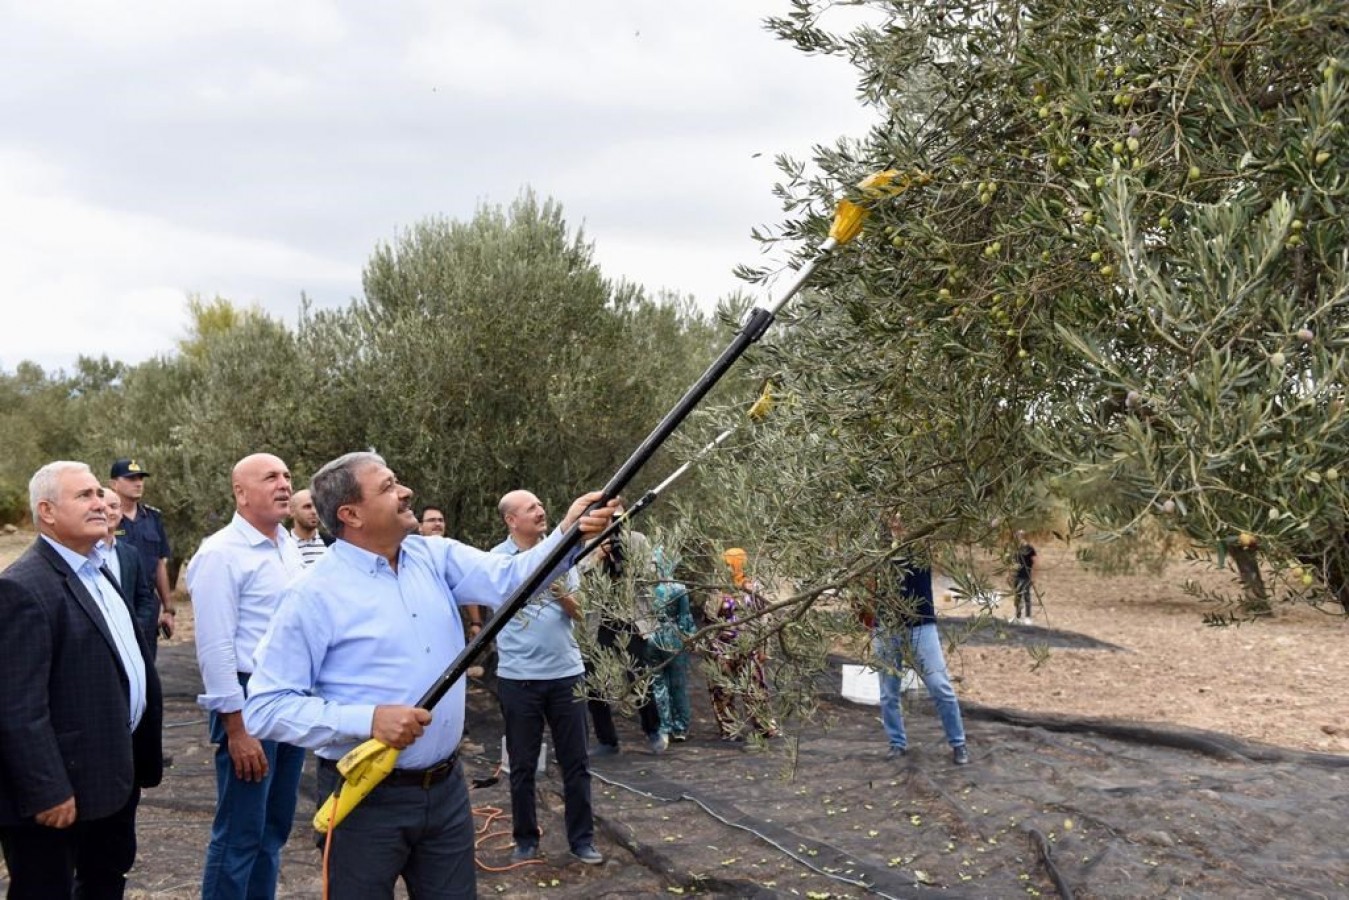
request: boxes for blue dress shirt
[244,530,576,769]
[491,536,584,681]
[97,537,123,587]
[42,535,147,729]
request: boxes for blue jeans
[872,624,966,750]
[202,708,306,900]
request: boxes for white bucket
[841,664,918,704]
[500,736,548,775]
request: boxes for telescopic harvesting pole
[314,169,912,832]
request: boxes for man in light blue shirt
[186,453,307,900]
[492,489,599,865]
[244,452,615,900]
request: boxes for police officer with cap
[110,458,176,642]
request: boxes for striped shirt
[292,531,328,568]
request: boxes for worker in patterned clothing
[109,458,177,640]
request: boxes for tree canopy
[692,0,1349,620]
[0,191,726,556]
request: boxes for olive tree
[0,361,119,523]
[357,190,724,544]
[697,0,1349,623]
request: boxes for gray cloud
[0,1,879,372]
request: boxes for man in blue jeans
[244,454,615,899]
[492,489,602,866]
[187,453,307,899]
[870,516,970,766]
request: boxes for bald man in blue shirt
[244,452,615,899]
[492,489,599,866]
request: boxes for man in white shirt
[289,489,328,568]
[187,453,306,900]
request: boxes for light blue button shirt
[244,529,577,768]
[42,535,147,730]
[186,513,305,714]
[97,538,123,587]
[491,536,584,681]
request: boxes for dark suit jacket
[0,538,163,826]
[113,540,160,646]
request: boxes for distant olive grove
[0,191,738,573]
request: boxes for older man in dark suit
[0,460,164,899]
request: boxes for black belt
[319,753,458,790]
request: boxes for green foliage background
[0,191,728,561]
[3,2,1347,740]
[673,0,1349,624]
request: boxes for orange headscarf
[723,547,748,589]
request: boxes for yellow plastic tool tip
[748,385,775,421]
[828,170,919,244]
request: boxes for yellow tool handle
[312,740,400,833]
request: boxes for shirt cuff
[197,690,245,714]
[338,704,380,741]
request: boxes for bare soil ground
[945,542,1349,755]
[2,531,1346,898]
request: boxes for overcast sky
[0,1,880,373]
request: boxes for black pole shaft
[573,424,732,561]
[575,489,656,564]
[415,306,776,710]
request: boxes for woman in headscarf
[706,548,779,741]
[647,546,694,741]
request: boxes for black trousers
[0,788,139,900]
[587,683,622,747]
[590,621,661,742]
[497,674,594,850]
[1014,578,1033,618]
[315,758,474,899]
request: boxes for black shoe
[885,746,907,761]
[511,841,540,862]
[589,743,620,758]
[952,745,971,766]
[670,732,688,743]
[570,844,604,865]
